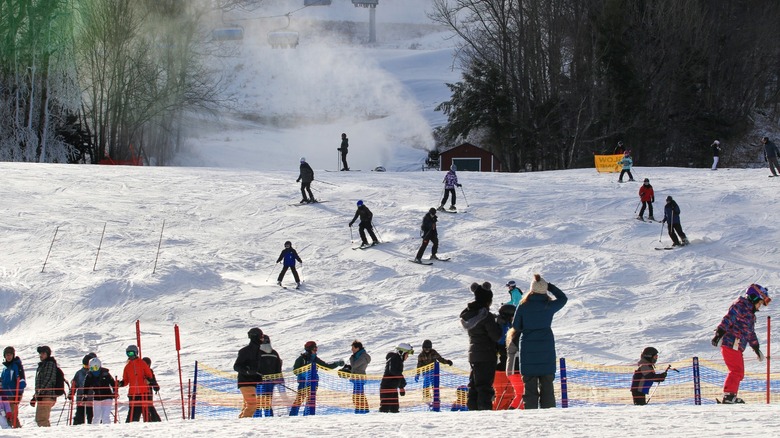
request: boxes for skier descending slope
[711,284,771,404]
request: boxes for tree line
[0,0,225,165]
[430,0,780,171]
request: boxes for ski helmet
[746,284,771,305]
[248,327,263,342]
[666,196,673,202]
[88,357,102,371]
[357,200,363,207]
[643,178,649,183]
[506,280,516,288]
[304,341,317,352]
[396,343,414,355]
[300,157,306,163]
[450,164,457,171]
[126,345,139,358]
[422,340,432,349]
[713,140,720,145]
[284,241,292,248]
[641,347,659,361]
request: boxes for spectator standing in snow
[711,140,721,170]
[414,208,440,262]
[460,282,502,410]
[83,357,116,424]
[1,346,25,428]
[349,200,379,248]
[630,347,668,405]
[289,341,343,416]
[276,241,302,288]
[761,136,780,177]
[120,345,154,423]
[662,196,689,247]
[338,133,350,171]
[141,357,161,422]
[711,284,771,404]
[512,274,568,409]
[379,343,412,413]
[637,178,655,221]
[256,335,282,417]
[347,340,371,414]
[439,164,462,211]
[505,280,523,307]
[613,141,625,155]
[71,352,97,425]
[296,157,317,203]
[233,327,263,419]
[617,151,634,182]
[414,339,452,405]
[30,346,58,427]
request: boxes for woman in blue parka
[511,274,567,409]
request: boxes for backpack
[53,367,65,397]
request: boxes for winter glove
[399,388,405,397]
[348,222,353,227]
[711,328,725,347]
[29,396,36,407]
[445,360,453,366]
[753,345,765,362]
[296,178,301,182]
[651,197,655,203]
[659,371,668,381]
[414,374,419,382]
[457,184,462,187]
[336,360,345,367]
[5,412,12,424]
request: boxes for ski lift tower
[352,0,378,44]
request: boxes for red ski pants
[721,346,745,394]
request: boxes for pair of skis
[409,257,451,266]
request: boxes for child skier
[276,241,302,288]
[289,341,344,416]
[439,164,462,211]
[414,340,452,405]
[662,196,689,246]
[83,357,116,424]
[630,347,668,405]
[637,178,655,221]
[414,208,440,262]
[505,280,523,306]
[379,343,413,413]
[617,151,634,182]
[711,284,771,404]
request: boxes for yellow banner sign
[594,154,623,173]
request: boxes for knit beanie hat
[530,274,548,294]
[470,282,493,305]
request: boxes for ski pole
[659,221,665,242]
[266,263,278,283]
[646,365,672,404]
[314,179,338,187]
[349,226,354,243]
[372,223,383,243]
[459,186,470,207]
[634,201,641,214]
[158,391,168,421]
[57,394,70,425]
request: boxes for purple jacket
[443,171,458,189]
[717,296,759,352]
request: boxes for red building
[438,142,502,172]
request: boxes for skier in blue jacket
[276,241,303,288]
[1,347,25,428]
[662,196,689,247]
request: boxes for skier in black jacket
[414,208,439,262]
[460,282,502,410]
[296,157,316,203]
[349,200,379,247]
[255,335,283,417]
[379,343,413,413]
[233,327,263,418]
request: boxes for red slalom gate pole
[175,324,186,419]
[767,316,771,404]
[136,320,142,357]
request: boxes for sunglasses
[90,365,100,372]
[126,351,136,357]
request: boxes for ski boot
[682,238,690,246]
[636,215,644,221]
[309,199,318,203]
[300,199,309,204]
[437,205,445,211]
[371,241,379,246]
[413,258,422,263]
[448,205,457,211]
[648,215,656,221]
[722,393,745,404]
[295,282,301,290]
[430,254,440,260]
[360,242,370,248]
[276,280,282,286]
